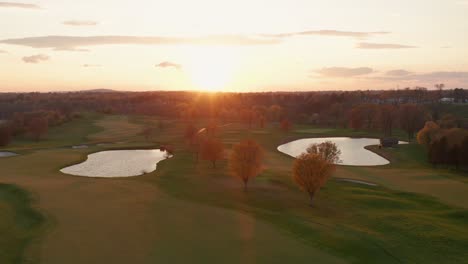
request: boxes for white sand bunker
[0,152,18,157]
[61,149,169,177]
[278,137,404,166]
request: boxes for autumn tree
[229,139,264,190]
[349,107,364,130]
[268,105,283,122]
[399,104,425,141]
[28,117,48,141]
[328,103,343,128]
[438,114,458,129]
[379,105,397,136]
[428,136,448,166]
[201,138,224,168]
[306,141,341,164]
[417,121,440,147]
[0,123,12,147]
[361,104,377,130]
[241,109,256,129]
[292,154,335,206]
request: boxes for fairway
[1,115,467,263]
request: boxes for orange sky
[1,0,468,92]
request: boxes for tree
[435,83,445,100]
[349,107,364,130]
[429,136,448,166]
[438,114,458,129]
[268,105,283,122]
[328,103,343,128]
[417,121,440,147]
[201,138,224,168]
[459,137,468,168]
[379,105,397,136]
[240,109,255,129]
[399,104,425,141]
[28,117,48,141]
[448,145,460,170]
[306,141,341,164]
[229,139,264,190]
[360,104,377,130]
[292,153,335,206]
[0,123,12,147]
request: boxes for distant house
[380,137,399,148]
[440,97,455,103]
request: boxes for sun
[185,46,239,91]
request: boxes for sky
[1,0,468,92]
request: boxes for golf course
[1,113,467,264]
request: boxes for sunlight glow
[185,46,240,91]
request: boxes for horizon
[1,0,468,92]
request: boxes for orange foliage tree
[292,153,335,206]
[201,138,224,168]
[417,121,440,147]
[229,139,264,190]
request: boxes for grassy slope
[0,115,467,263]
[147,119,468,263]
[0,184,44,264]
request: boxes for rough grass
[0,184,44,264]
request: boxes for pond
[0,152,18,158]
[278,137,402,166]
[60,149,170,177]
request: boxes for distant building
[440,97,455,103]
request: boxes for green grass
[0,184,44,264]
[6,113,102,152]
[1,114,468,263]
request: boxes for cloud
[63,20,99,26]
[0,35,281,50]
[404,71,468,80]
[386,69,412,76]
[82,64,101,67]
[0,2,40,9]
[356,42,418,49]
[155,61,182,70]
[315,67,374,78]
[0,30,392,50]
[262,30,389,39]
[22,54,49,63]
[371,70,468,83]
